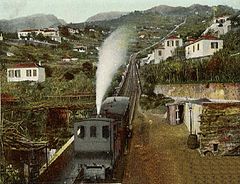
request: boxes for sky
[0,0,239,23]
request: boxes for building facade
[185,36,223,59]
[18,28,61,42]
[73,45,87,53]
[154,36,183,64]
[7,63,45,82]
[203,16,231,37]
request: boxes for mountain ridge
[86,11,129,22]
[0,14,66,33]
[84,4,236,24]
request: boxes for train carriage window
[90,126,97,137]
[77,126,85,139]
[102,126,110,139]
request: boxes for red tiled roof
[186,35,221,46]
[200,35,218,40]
[44,29,57,32]
[166,35,180,39]
[19,29,43,32]
[9,63,41,68]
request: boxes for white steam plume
[96,27,131,114]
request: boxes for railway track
[119,53,141,126]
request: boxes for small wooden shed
[166,101,185,125]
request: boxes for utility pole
[189,103,193,134]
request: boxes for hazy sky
[1,0,239,23]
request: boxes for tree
[35,33,45,41]
[59,26,70,37]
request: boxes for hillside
[86,11,129,22]
[145,4,212,16]
[0,14,66,33]
[72,5,234,31]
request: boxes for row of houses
[141,35,223,65]
[18,28,61,43]
[141,16,232,65]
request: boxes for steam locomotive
[74,96,130,181]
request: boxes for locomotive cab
[73,96,130,181]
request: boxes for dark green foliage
[44,65,53,77]
[214,5,235,17]
[140,93,174,110]
[81,61,95,77]
[63,72,75,80]
[176,15,211,39]
[35,33,45,41]
[59,26,70,37]
[221,29,240,54]
[141,52,240,85]
[2,32,18,39]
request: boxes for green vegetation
[176,15,211,40]
[84,12,184,30]
[140,93,174,111]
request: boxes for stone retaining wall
[200,103,240,155]
[154,83,240,101]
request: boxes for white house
[154,36,183,63]
[62,57,78,62]
[18,29,42,40]
[17,28,61,42]
[140,36,183,65]
[68,27,79,34]
[42,29,61,42]
[73,45,87,53]
[185,35,223,59]
[7,63,45,83]
[202,16,231,37]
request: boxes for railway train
[73,96,131,181]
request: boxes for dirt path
[123,108,240,184]
[123,109,183,184]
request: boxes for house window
[211,42,218,49]
[26,70,32,77]
[167,41,170,47]
[197,43,200,50]
[77,126,85,139]
[176,40,179,47]
[90,126,97,137]
[187,47,190,54]
[8,70,14,78]
[172,41,174,46]
[15,70,21,77]
[158,50,162,56]
[102,126,110,139]
[33,69,37,76]
[193,45,195,52]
